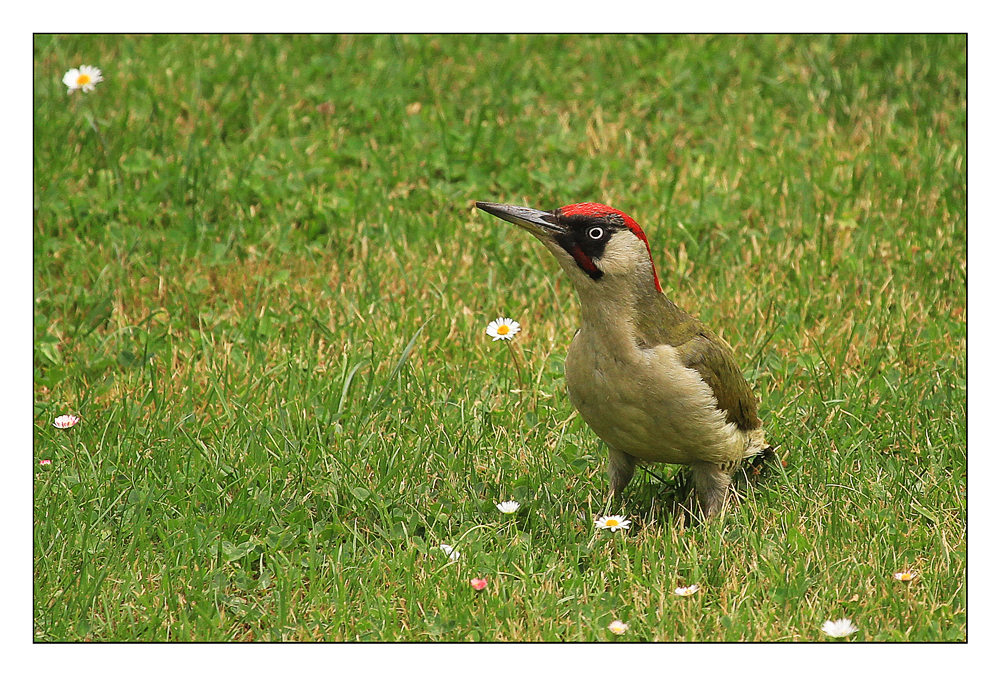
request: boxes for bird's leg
[607,447,637,499]
[691,462,733,518]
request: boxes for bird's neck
[574,275,664,348]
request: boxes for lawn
[33,34,966,641]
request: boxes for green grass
[33,34,966,642]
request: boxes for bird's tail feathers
[742,428,771,459]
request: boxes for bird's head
[476,201,662,295]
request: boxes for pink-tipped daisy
[53,414,80,429]
[470,577,488,591]
[62,65,103,94]
[39,459,52,467]
[486,317,520,341]
[594,515,631,532]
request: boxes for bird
[476,200,771,517]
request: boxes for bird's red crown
[559,203,662,292]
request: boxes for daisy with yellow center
[62,65,104,94]
[893,571,917,582]
[607,620,628,635]
[486,317,520,341]
[673,584,700,596]
[594,515,631,532]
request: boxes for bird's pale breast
[565,329,746,465]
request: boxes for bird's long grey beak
[476,202,565,237]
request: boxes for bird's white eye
[587,227,604,240]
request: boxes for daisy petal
[821,618,859,638]
[438,543,460,561]
[496,500,520,514]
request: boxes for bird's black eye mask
[554,214,623,281]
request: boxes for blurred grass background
[33,34,965,641]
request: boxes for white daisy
[673,584,700,597]
[607,620,628,635]
[53,414,80,429]
[893,571,917,582]
[62,65,103,94]
[496,500,520,514]
[486,317,520,341]
[594,515,631,532]
[439,543,460,561]
[821,618,859,638]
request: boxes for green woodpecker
[476,201,770,517]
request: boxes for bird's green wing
[674,332,760,431]
[637,295,760,431]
